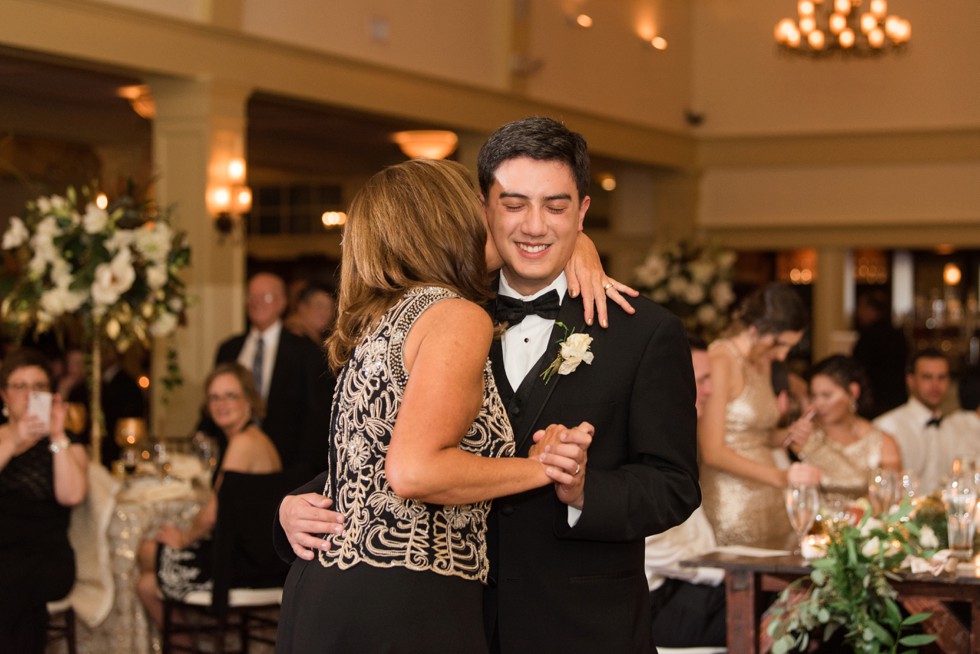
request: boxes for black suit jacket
[214,328,333,474]
[485,292,700,654]
[272,294,699,653]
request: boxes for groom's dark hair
[477,117,590,201]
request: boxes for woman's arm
[386,299,572,504]
[697,347,788,488]
[49,395,88,506]
[878,430,903,473]
[565,232,638,328]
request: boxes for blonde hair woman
[276,159,591,653]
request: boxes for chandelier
[775,0,910,56]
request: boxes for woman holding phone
[0,348,88,653]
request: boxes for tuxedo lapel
[510,294,588,453]
[489,337,514,403]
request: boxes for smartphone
[28,390,53,432]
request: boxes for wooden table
[683,551,980,653]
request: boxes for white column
[148,77,251,437]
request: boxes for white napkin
[118,478,195,503]
[166,453,206,480]
[711,545,792,557]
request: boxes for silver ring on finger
[603,282,614,291]
[574,463,582,476]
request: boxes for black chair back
[211,467,310,615]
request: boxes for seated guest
[284,281,336,345]
[874,349,956,494]
[647,336,725,648]
[136,363,281,628]
[210,272,333,474]
[785,355,902,505]
[946,364,980,449]
[0,348,88,653]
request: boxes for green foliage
[766,499,939,653]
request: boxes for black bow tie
[925,416,943,428]
[494,290,561,326]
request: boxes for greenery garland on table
[767,498,946,653]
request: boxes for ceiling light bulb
[834,0,851,15]
[860,13,878,33]
[799,15,816,33]
[650,36,668,50]
[798,0,815,16]
[869,0,887,18]
[575,14,593,28]
[839,28,856,47]
[829,13,847,33]
[868,28,885,47]
[227,158,246,182]
[808,29,826,49]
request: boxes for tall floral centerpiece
[0,186,190,460]
[633,239,737,341]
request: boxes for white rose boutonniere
[541,322,594,384]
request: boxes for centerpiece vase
[89,325,104,464]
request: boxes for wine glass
[785,485,820,555]
[868,468,900,514]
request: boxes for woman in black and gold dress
[0,348,88,653]
[275,160,591,653]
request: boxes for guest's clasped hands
[280,421,594,561]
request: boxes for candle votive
[802,534,829,560]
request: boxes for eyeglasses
[6,382,50,393]
[247,293,278,305]
[208,392,244,404]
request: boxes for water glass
[946,474,977,556]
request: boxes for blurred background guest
[59,344,146,468]
[874,349,958,495]
[208,272,333,474]
[851,289,909,418]
[0,348,88,653]
[699,283,822,549]
[285,281,337,345]
[136,362,281,629]
[646,335,725,649]
[785,355,902,506]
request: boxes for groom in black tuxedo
[272,118,700,653]
[478,117,699,653]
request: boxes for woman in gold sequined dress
[784,355,902,507]
[699,284,822,549]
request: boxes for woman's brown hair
[326,159,492,371]
[202,362,265,422]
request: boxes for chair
[161,467,309,654]
[47,462,120,654]
[46,598,77,654]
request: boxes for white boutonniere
[541,322,594,384]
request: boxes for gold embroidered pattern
[318,286,514,582]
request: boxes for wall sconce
[392,130,459,159]
[321,211,347,229]
[208,157,252,235]
[116,84,156,119]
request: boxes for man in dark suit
[211,272,332,473]
[273,119,700,652]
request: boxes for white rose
[104,230,135,254]
[150,312,178,337]
[711,281,735,310]
[168,296,184,313]
[135,222,172,262]
[35,216,60,239]
[636,255,668,287]
[50,257,72,289]
[861,536,882,557]
[688,259,716,285]
[82,203,109,234]
[91,249,136,307]
[683,283,706,305]
[36,196,51,214]
[146,264,168,290]
[667,276,688,297]
[2,217,29,249]
[919,525,939,550]
[717,250,737,270]
[558,333,594,376]
[860,517,884,537]
[39,286,86,317]
[696,304,718,325]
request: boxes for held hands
[156,524,188,550]
[279,493,345,561]
[531,421,594,510]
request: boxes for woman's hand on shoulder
[566,232,638,328]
